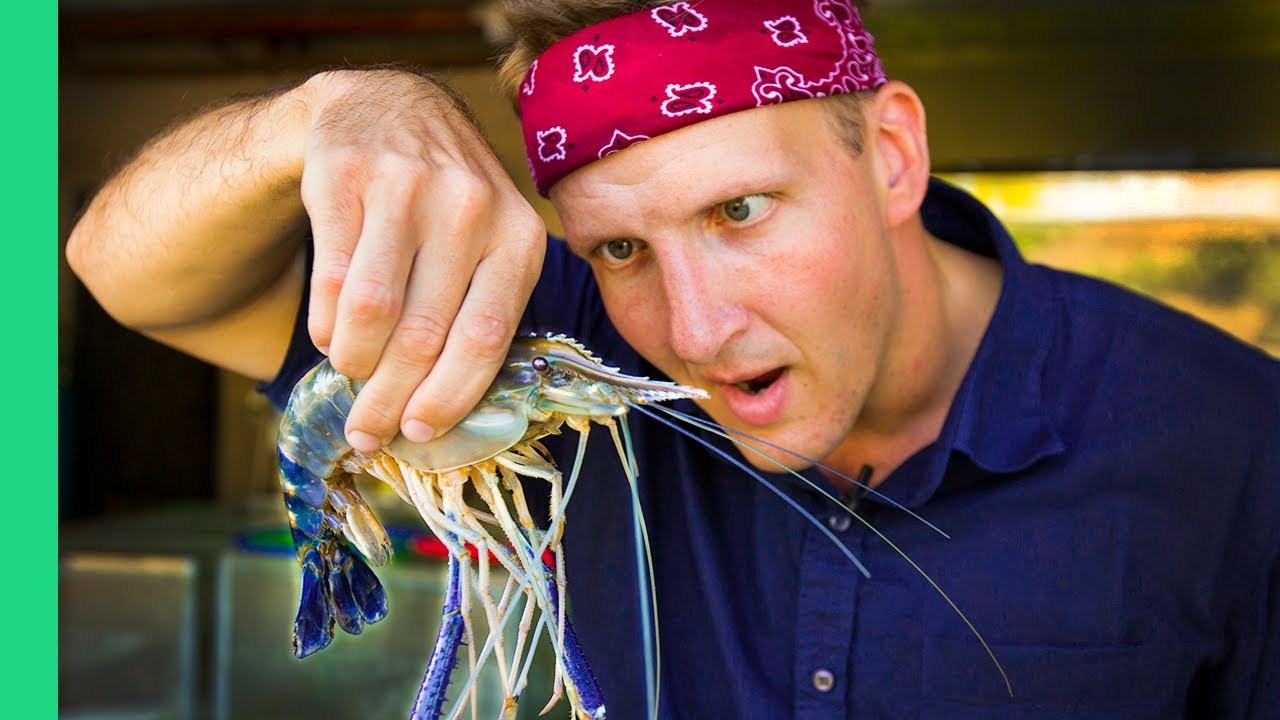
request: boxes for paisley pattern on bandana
[651,2,708,37]
[536,127,568,162]
[573,45,616,83]
[598,129,651,158]
[521,59,538,96]
[753,66,815,105]
[519,0,887,196]
[661,83,717,117]
[765,16,808,47]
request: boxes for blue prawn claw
[278,360,391,659]
[291,531,333,657]
[328,540,388,635]
[289,524,389,658]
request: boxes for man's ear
[867,81,930,229]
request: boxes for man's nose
[661,255,747,365]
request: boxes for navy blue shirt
[264,179,1280,719]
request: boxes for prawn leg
[540,558,606,719]
[472,462,606,720]
[411,549,464,720]
[491,460,575,715]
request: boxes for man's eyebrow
[566,231,639,252]
[560,232,615,257]
[703,167,791,202]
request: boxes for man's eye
[718,194,772,222]
[600,238,636,262]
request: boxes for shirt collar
[871,177,1066,509]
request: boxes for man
[67,0,1278,717]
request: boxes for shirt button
[826,513,852,532]
[812,669,836,693]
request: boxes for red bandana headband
[518,0,887,197]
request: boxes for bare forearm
[67,80,314,331]
[67,65,548,452]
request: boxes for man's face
[551,100,900,470]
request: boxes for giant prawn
[275,333,1011,720]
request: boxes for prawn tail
[342,539,389,625]
[327,539,388,635]
[287,522,390,658]
[280,457,388,655]
[290,525,334,658]
[278,359,391,659]
[279,445,337,658]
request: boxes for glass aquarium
[60,553,197,720]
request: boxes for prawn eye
[531,356,550,373]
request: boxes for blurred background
[58,0,1280,718]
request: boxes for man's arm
[67,78,311,379]
[66,66,545,451]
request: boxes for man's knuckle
[313,264,348,298]
[307,316,333,345]
[365,174,420,215]
[306,147,369,192]
[515,208,547,242]
[346,280,401,321]
[459,311,512,358]
[368,154,431,194]
[395,310,452,358]
[437,170,493,219]
[330,146,371,175]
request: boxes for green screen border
[12,0,58,716]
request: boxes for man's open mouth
[734,368,785,395]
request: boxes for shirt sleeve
[258,239,323,410]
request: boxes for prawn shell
[385,399,530,474]
[279,361,356,478]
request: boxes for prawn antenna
[630,403,1013,697]
[652,404,949,538]
[612,418,661,720]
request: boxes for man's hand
[300,68,545,453]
